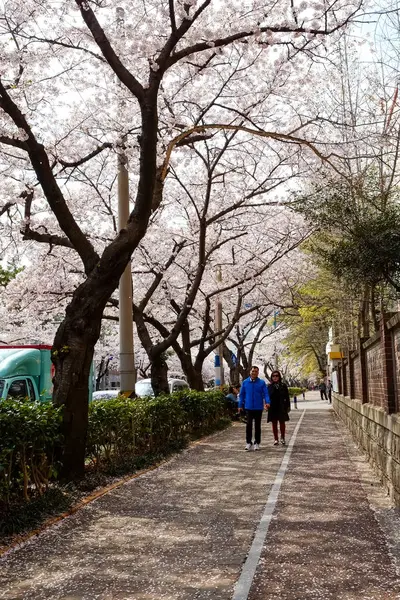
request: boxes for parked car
[135,378,189,397]
[92,389,120,400]
[92,378,189,400]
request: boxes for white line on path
[232,409,306,600]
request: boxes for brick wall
[353,353,361,400]
[344,360,350,396]
[365,338,385,407]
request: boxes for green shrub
[288,387,303,397]
[0,400,62,507]
[87,389,229,469]
[0,390,230,508]
[87,394,187,467]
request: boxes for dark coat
[267,382,290,422]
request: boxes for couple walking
[239,366,290,450]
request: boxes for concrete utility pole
[117,6,136,395]
[214,265,224,388]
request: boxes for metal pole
[214,265,224,388]
[117,7,135,396]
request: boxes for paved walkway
[1,393,400,600]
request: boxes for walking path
[1,393,399,599]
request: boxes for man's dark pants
[246,409,263,444]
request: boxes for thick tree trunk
[52,329,96,479]
[176,339,205,391]
[53,97,159,480]
[184,363,205,391]
[150,353,169,396]
[52,243,134,479]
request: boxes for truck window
[0,379,4,397]
[8,379,28,399]
[27,379,36,400]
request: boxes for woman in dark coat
[267,370,290,445]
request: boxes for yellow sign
[329,351,344,359]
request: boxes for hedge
[0,390,229,507]
[288,387,304,397]
[0,400,62,506]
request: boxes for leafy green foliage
[288,387,303,397]
[321,208,400,290]
[0,264,23,288]
[0,400,63,507]
[0,390,229,510]
[280,271,333,377]
[87,389,229,469]
[297,174,400,292]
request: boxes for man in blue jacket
[239,366,270,451]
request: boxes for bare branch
[0,78,99,273]
[165,18,358,68]
[58,142,113,169]
[0,201,16,217]
[75,0,144,102]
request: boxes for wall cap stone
[362,331,381,350]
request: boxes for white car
[135,378,189,397]
[92,378,189,400]
[92,389,120,400]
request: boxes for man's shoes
[281,438,286,445]
[245,443,252,451]
[273,440,279,446]
[253,443,260,451]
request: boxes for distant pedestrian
[267,370,290,446]
[226,385,240,419]
[327,379,333,404]
[319,379,328,401]
[239,366,270,451]
[302,389,305,400]
[293,394,298,409]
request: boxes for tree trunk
[95,356,111,390]
[150,352,169,396]
[52,246,133,478]
[177,340,205,391]
[185,363,205,391]
[53,97,159,480]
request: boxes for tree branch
[74,0,144,103]
[0,78,99,273]
[21,190,74,249]
[166,20,354,68]
[58,142,113,169]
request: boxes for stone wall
[333,394,400,505]
[333,314,400,506]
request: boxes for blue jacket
[239,377,270,410]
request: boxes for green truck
[0,344,94,402]
[0,345,55,401]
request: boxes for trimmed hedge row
[0,400,62,506]
[288,387,304,397]
[0,390,229,507]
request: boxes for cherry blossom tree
[0,0,363,477]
